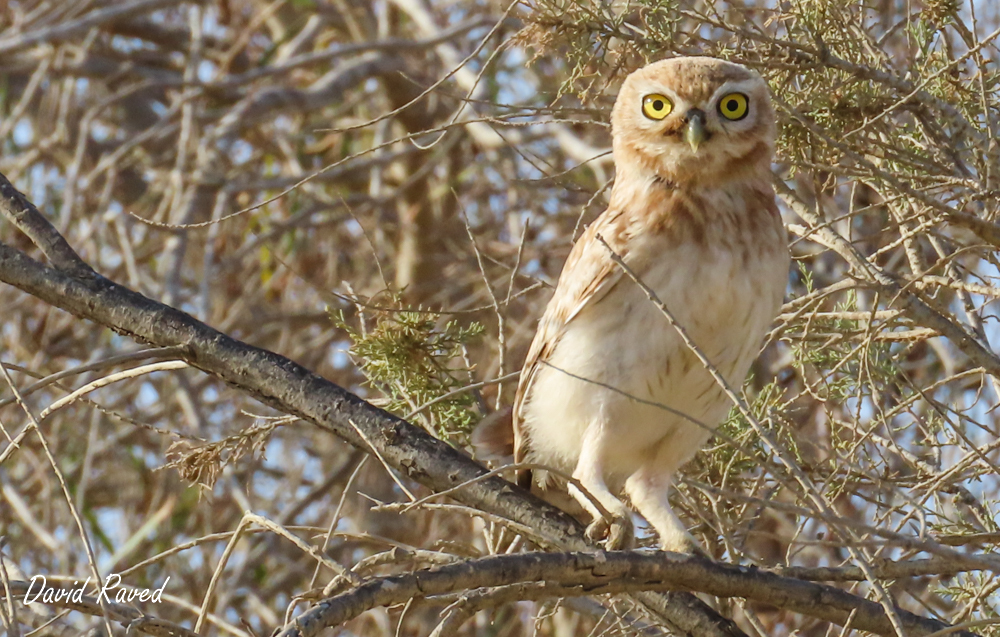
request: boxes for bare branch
[275,550,980,637]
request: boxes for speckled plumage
[512,57,789,551]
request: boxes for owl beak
[684,109,708,153]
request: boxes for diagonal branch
[0,180,93,278]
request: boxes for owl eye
[642,94,673,120]
[718,92,749,120]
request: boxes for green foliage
[334,307,485,442]
[519,0,679,98]
[702,381,783,482]
[938,572,1000,637]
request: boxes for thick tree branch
[0,180,93,278]
[275,550,980,637]
[778,556,980,582]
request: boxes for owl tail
[470,406,514,460]
[471,406,536,491]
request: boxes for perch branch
[274,550,980,637]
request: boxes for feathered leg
[625,465,701,553]
[569,423,634,549]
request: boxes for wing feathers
[512,207,634,472]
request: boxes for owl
[511,57,789,551]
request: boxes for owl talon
[585,517,608,543]
[672,536,709,558]
[658,528,710,557]
[607,515,635,550]
[688,541,711,559]
[586,514,634,550]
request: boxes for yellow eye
[642,94,672,120]
[718,92,749,120]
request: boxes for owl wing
[512,207,631,487]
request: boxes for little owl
[507,57,789,552]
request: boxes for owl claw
[658,529,710,557]
[607,516,635,550]
[674,536,710,558]
[586,514,634,550]
[688,541,711,559]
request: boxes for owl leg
[569,427,634,550]
[625,467,702,554]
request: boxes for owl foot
[586,513,635,550]
[675,537,710,559]
[688,541,711,559]
[658,529,709,557]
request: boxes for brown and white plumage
[511,57,789,551]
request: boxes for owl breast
[520,183,788,485]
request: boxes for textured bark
[275,551,981,637]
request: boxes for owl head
[611,57,776,185]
